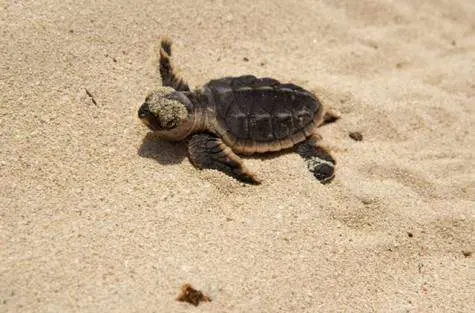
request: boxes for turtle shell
[203,75,322,154]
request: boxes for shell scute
[230,75,258,89]
[273,112,294,139]
[249,113,274,141]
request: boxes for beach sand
[1,0,474,312]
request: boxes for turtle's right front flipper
[188,133,261,185]
[159,37,190,91]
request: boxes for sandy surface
[1,0,474,312]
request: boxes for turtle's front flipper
[188,133,261,184]
[159,38,190,91]
[296,135,336,184]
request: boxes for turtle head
[138,87,194,141]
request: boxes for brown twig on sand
[85,88,98,106]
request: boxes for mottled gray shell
[203,75,322,154]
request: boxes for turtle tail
[159,37,190,92]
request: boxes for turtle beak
[138,103,152,119]
[138,103,159,131]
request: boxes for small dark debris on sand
[176,284,211,306]
[243,57,249,62]
[349,131,363,141]
[105,53,117,62]
[407,231,414,238]
[85,88,98,106]
[462,250,472,257]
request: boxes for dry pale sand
[1,0,474,312]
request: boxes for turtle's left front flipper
[188,133,261,185]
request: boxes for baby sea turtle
[138,38,339,184]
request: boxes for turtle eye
[165,120,176,129]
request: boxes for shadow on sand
[137,132,187,165]
[136,132,334,184]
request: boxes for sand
[1,0,474,312]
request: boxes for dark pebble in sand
[349,131,363,141]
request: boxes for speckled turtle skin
[138,38,338,184]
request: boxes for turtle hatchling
[138,38,340,184]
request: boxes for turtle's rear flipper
[318,109,341,128]
[159,38,190,92]
[188,133,261,185]
[296,136,335,184]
